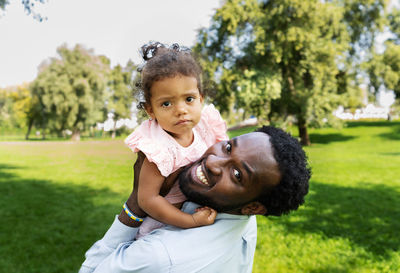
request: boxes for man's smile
[196,165,209,185]
[190,160,214,188]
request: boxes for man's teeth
[196,166,209,185]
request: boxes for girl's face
[145,75,203,140]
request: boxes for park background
[1,0,399,272]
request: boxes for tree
[367,41,400,99]
[0,88,13,130]
[341,0,388,55]
[384,8,400,99]
[105,61,137,138]
[366,7,400,104]
[8,84,32,128]
[337,0,388,109]
[195,0,350,145]
[30,44,111,140]
[0,84,33,132]
[0,0,47,21]
[389,8,400,42]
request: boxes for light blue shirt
[79,202,257,273]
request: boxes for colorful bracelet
[123,202,144,222]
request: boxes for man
[79,126,311,273]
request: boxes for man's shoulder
[124,235,172,271]
[149,214,257,272]
[155,213,256,250]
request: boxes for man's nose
[205,154,228,176]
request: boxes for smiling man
[179,131,282,214]
[79,126,311,273]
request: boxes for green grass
[0,121,399,272]
[254,121,400,273]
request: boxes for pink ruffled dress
[124,104,228,238]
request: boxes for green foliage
[0,88,13,130]
[367,41,400,99]
[389,8,400,42]
[0,0,7,10]
[0,122,399,272]
[381,42,400,98]
[8,84,32,128]
[0,0,47,21]
[0,85,32,131]
[30,44,112,140]
[105,61,137,138]
[195,0,356,144]
[195,0,389,145]
[340,0,388,53]
[3,47,136,140]
[364,7,400,113]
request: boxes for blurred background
[0,0,399,272]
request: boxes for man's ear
[144,104,156,120]
[241,202,267,215]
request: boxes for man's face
[179,132,281,213]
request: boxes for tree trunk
[25,118,34,140]
[71,130,81,141]
[297,115,310,146]
[111,120,117,139]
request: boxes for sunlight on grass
[0,121,399,272]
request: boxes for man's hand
[192,207,217,226]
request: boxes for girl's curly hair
[136,42,203,109]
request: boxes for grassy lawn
[0,121,399,272]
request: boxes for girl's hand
[192,207,217,226]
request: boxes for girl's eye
[233,169,241,181]
[225,142,232,153]
[162,101,171,107]
[186,96,195,102]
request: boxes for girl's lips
[175,119,190,125]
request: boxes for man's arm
[78,159,182,272]
[79,215,139,273]
[79,193,146,273]
[79,203,257,273]
[79,216,171,273]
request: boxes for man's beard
[178,165,243,213]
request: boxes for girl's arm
[138,157,216,228]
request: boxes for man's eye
[233,169,241,181]
[225,143,232,153]
[162,101,171,107]
[186,96,195,102]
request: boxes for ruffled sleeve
[197,104,228,144]
[124,120,176,177]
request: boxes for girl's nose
[205,154,228,176]
[176,102,188,115]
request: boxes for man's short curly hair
[256,126,311,216]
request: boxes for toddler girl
[124,42,228,238]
